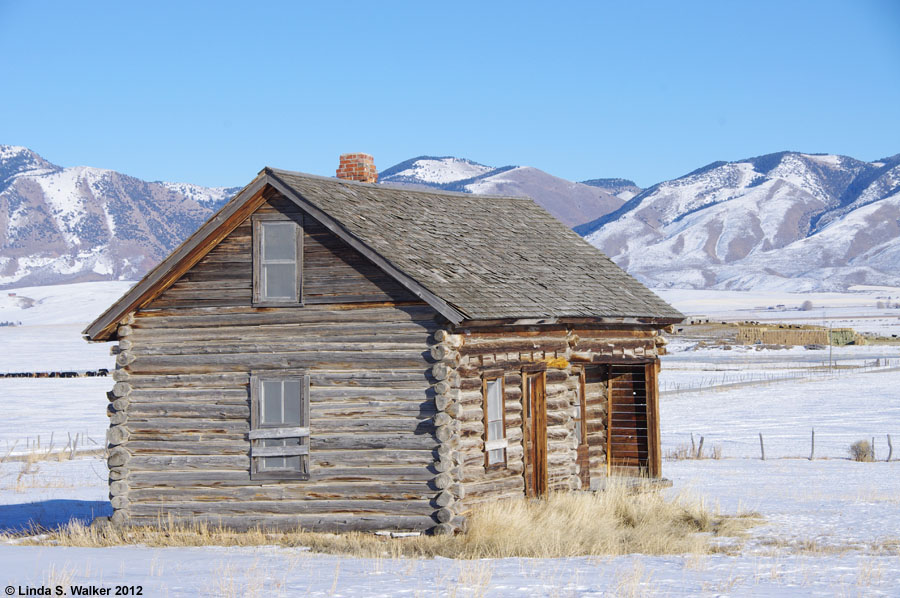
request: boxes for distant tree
[800,300,814,311]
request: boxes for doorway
[605,363,660,477]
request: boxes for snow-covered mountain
[579,151,900,292]
[0,145,238,288]
[4,146,898,293]
[380,156,624,227]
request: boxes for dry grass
[849,440,875,462]
[666,442,723,461]
[3,483,761,558]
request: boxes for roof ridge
[264,166,535,202]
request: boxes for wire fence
[660,358,900,394]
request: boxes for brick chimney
[336,153,378,183]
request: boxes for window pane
[262,438,285,469]
[284,455,301,470]
[486,379,502,421]
[261,381,283,424]
[264,263,296,299]
[488,448,504,465]
[488,420,503,441]
[283,380,302,425]
[262,222,296,261]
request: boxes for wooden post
[696,436,705,460]
[759,433,765,461]
[809,428,815,461]
[887,435,893,462]
[691,433,696,456]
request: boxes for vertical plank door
[607,364,650,476]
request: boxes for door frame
[522,369,548,497]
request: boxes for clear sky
[1,1,898,188]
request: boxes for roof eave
[457,315,685,328]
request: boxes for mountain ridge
[1,145,897,292]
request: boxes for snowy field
[656,286,900,336]
[0,282,899,596]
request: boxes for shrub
[849,440,874,462]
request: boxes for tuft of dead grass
[849,440,875,462]
[2,483,761,558]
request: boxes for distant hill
[579,151,900,292]
[0,145,238,288]
[379,156,624,228]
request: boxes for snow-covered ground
[0,281,899,596]
[656,286,900,336]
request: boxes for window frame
[249,370,310,481]
[482,375,508,469]
[252,212,304,307]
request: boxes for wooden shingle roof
[266,168,681,323]
[85,167,681,341]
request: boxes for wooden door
[607,364,655,476]
[523,371,548,497]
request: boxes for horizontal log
[131,341,431,357]
[127,352,429,374]
[129,403,249,418]
[123,514,437,533]
[129,498,436,516]
[129,482,437,502]
[135,305,438,328]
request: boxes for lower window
[249,372,310,480]
[483,376,508,467]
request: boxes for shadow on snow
[0,499,111,533]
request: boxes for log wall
[106,194,445,532]
[432,325,663,529]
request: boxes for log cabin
[84,153,683,534]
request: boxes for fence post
[888,435,893,462]
[759,433,765,461]
[691,433,695,456]
[696,436,705,460]
[809,428,815,461]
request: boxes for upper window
[483,377,507,467]
[249,371,310,480]
[252,214,302,305]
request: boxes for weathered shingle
[269,168,682,321]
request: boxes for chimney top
[336,153,378,183]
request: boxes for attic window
[252,214,302,305]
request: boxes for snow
[160,181,237,205]
[464,167,527,194]
[390,158,494,185]
[801,154,842,167]
[656,287,900,336]
[0,283,898,594]
[0,281,135,327]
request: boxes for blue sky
[1,1,898,188]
